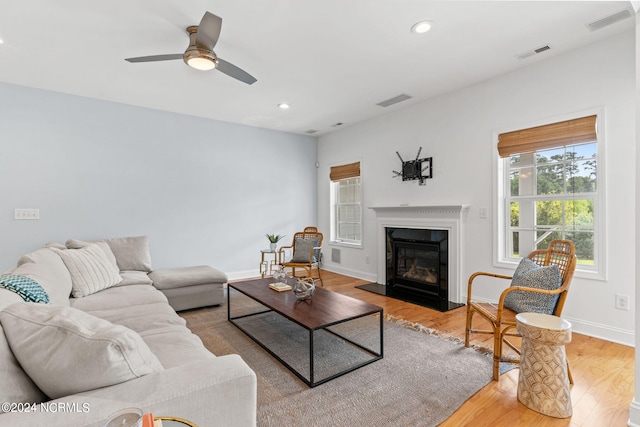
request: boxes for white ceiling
[0,1,635,136]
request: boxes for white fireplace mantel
[369,204,469,304]
[369,205,470,217]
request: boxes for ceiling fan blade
[195,12,222,50]
[215,58,257,85]
[125,54,183,63]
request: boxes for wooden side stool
[516,312,572,418]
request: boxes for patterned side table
[516,312,572,418]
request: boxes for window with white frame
[498,115,602,273]
[330,162,362,245]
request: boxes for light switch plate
[14,208,40,220]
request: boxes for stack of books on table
[269,282,292,292]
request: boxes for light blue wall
[0,83,318,276]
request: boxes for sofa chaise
[0,236,256,427]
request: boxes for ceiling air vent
[377,94,412,108]
[305,129,318,134]
[515,44,551,60]
[587,9,633,32]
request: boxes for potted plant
[265,233,285,252]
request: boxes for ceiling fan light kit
[124,12,256,84]
[184,49,216,71]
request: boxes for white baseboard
[322,265,378,283]
[628,399,640,426]
[563,315,634,347]
[226,270,261,282]
[226,266,378,284]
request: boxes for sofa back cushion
[103,236,153,272]
[16,247,73,306]
[66,236,153,273]
[0,302,164,399]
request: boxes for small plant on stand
[265,233,285,252]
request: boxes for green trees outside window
[507,142,597,265]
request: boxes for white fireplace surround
[369,205,469,304]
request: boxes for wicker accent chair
[465,239,577,380]
[278,227,324,286]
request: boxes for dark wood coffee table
[228,278,383,387]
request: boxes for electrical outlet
[14,208,40,220]
[479,207,488,219]
[615,294,630,311]
[365,255,370,264]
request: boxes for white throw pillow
[65,239,119,272]
[52,244,122,297]
[0,302,164,399]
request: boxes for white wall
[628,11,640,427]
[318,30,636,345]
[0,83,318,278]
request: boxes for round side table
[155,416,198,426]
[516,312,572,418]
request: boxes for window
[498,115,602,274]
[330,162,362,245]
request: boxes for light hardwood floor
[317,270,634,427]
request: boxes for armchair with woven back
[278,227,324,286]
[465,239,577,380]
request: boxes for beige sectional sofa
[0,236,256,427]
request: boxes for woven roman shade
[498,115,597,158]
[330,162,360,181]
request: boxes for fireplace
[386,227,449,311]
[361,205,469,312]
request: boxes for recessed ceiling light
[0,38,4,44]
[411,20,432,34]
[278,103,290,110]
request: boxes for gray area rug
[181,292,496,427]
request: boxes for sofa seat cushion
[117,270,153,287]
[84,302,188,334]
[70,285,168,312]
[80,301,216,369]
[149,266,228,290]
[142,331,216,369]
[0,303,164,399]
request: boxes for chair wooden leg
[567,359,574,385]
[464,307,473,348]
[493,328,502,381]
[316,266,323,286]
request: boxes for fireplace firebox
[385,227,450,311]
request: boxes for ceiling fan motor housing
[183,26,217,70]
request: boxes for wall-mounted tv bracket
[392,147,432,186]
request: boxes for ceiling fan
[125,12,257,85]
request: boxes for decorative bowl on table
[293,277,315,300]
